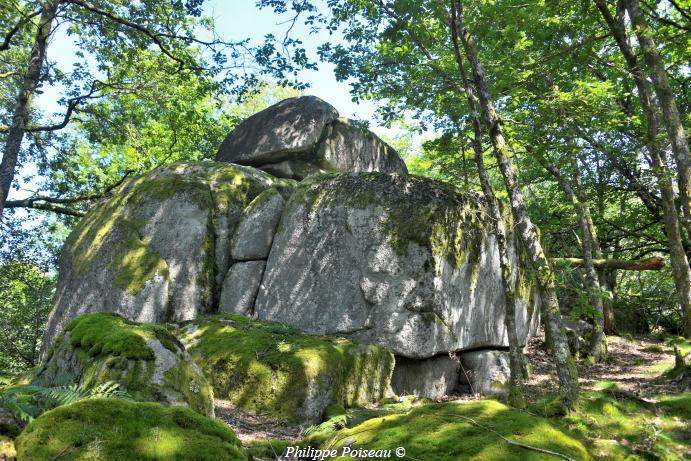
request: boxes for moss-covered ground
[524,333,690,460]
[177,314,394,423]
[15,399,245,461]
[246,398,590,460]
[240,334,689,460]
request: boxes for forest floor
[220,331,691,460]
[526,330,683,397]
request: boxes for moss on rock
[61,161,278,299]
[64,313,174,360]
[311,400,590,460]
[177,314,394,423]
[36,314,214,416]
[15,399,245,461]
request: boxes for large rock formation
[42,97,540,401]
[216,96,407,179]
[43,162,285,351]
[255,173,539,358]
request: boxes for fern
[304,413,349,436]
[0,381,128,425]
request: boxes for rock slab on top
[215,96,408,179]
[216,96,339,166]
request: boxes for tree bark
[625,0,691,247]
[535,152,605,360]
[456,0,579,409]
[552,256,665,271]
[595,0,691,338]
[0,2,60,221]
[449,0,525,407]
[571,157,605,361]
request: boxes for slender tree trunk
[625,0,691,252]
[536,152,605,360]
[571,157,605,360]
[0,2,59,221]
[456,0,579,410]
[449,0,525,407]
[594,0,691,338]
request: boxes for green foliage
[15,398,246,460]
[0,381,126,425]
[614,268,682,334]
[0,261,54,375]
[258,0,689,335]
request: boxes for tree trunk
[0,2,60,221]
[571,157,605,361]
[625,0,691,252]
[536,152,605,360]
[595,0,691,338]
[601,269,617,333]
[449,0,525,407]
[456,0,579,410]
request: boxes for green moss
[16,399,245,461]
[313,400,590,460]
[246,439,295,460]
[64,313,175,361]
[36,314,214,416]
[178,315,394,423]
[163,359,214,418]
[532,390,691,460]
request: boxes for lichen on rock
[176,314,395,424]
[34,313,214,416]
[256,172,539,359]
[42,161,280,353]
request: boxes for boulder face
[255,173,539,358]
[458,350,511,396]
[34,313,214,416]
[215,96,408,179]
[43,161,283,352]
[390,355,460,399]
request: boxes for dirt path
[214,399,305,445]
[525,330,680,397]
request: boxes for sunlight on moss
[15,399,246,460]
[177,314,394,423]
[310,400,590,461]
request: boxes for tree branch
[4,169,134,216]
[551,256,665,270]
[65,0,193,70]
[0,9,41,52]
